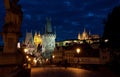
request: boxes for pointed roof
[83,28,86,33]
[38,31,41,37]
[78,33,81,40]
[34,31,37,36]
[45,17,52,33]
[25,31,34,45]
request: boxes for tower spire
[83,28,86,33]
[45,17,52,33]
[78,33,81,40]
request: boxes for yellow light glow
[33,59,37,64]
[26,56,29,59]
[52,55,55,59]
[76,48,81,54]
[28,58,31,61]
[46,59,48,62]
[24,48,28,53]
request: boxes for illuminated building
[78,28,100,41]
[56,28,100,47]
[78,28,89,40]
[24,31,36,54]
[78,33,81,40]
[42,18,56,59]
[53,43,110,65]
[24,18,56,59]
[34,31,42,47]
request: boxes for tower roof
[45,17,52,33]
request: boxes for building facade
[42,18,56,59]
[24,31,36,54]
[24,18,56,59]
[52,43,110,65]
[34,32,42,47]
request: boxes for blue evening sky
[0,0,120,42]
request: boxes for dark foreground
[31,66,120,77]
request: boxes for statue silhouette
[3,0,23,33]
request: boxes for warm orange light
[26,55,29,59]
[52,55,55,59]
[76,48,80,54]
[28,58,31,61]
[33,58,37,64]
[24,48,28,53]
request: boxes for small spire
[35,31,37,36]
[38,31,41,36]
[83,28,86,33]
[78,33,81,40]
[89,30,91,35]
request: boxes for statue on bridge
[2,0,23,53]
[0,1,31,77]
[3,0,23,33]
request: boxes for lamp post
[76,48,80,65]
[52,55,55,64]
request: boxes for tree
[103,6,120,49]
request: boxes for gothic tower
[24,31,36,54]
[42,18,56,59]
[34,31,42,47]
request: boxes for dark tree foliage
[103,6,120,49]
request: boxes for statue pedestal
[0,52,29,77]
[0,32,24,65]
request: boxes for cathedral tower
[42,18,56,59]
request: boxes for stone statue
[3,0,23,33]
[2,0,23,53]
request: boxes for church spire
[78,33,81,40]
[83,28,86,33]
[45,17,52,33]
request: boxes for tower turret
[45,18,52,33]
[42,18,56,59]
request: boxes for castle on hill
[23,18,100,59]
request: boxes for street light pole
[76,48,80,65]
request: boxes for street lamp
[52,55,55,64]
[76,48,81,64]
[24,48,28,53]
[52,55,55,59]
